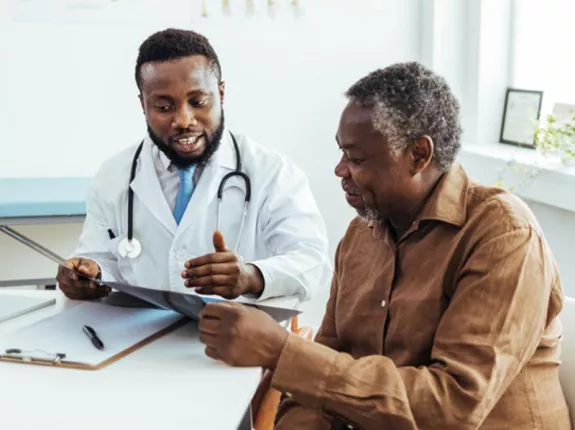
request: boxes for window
[512,0,575,108]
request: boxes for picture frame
[499,88,543,148]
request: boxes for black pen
[83,325,104,350]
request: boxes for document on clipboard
[58,264,301,324]
[0,301,185,370]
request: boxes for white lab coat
[74,130,331,302]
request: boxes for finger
[78,259,99,278]
[199,302,234,319]
[205,346,220,361]
[185,274,234,288]
[62,288,109,301]
[212,230,229,253]
[57,264,74,283]
[89,280,111,293]
[59,275,109,294]
[198,332,218,346]
[61,263,81,281]
[64,258,78,270]
[182,262,238,279]
[63,258,83,278]
[62,278,93,290]
[195,286,239,299]
[64,263,89,282]
[198,315,221,333]
[184,252,237,269]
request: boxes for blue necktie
[173,166,197,224]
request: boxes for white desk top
[0,289,298,430]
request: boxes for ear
[219,81,226,104]
[138,93,145,114]
[409,135,434,174]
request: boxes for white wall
[0,0,423,326]
[0,0,422,258]
[523,200,575,296]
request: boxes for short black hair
[135,28,222,89]
[346,62,461,172]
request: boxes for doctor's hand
[198,301,289,369]
[56,258,111,300]
[181,231,265,300]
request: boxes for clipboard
[0,302,188,370]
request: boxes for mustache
[169,132,204,144]
[341,181,361,196]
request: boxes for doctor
[56,28,331,302]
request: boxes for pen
[107,229,116,239]
[83,325,104,350]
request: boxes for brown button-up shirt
[272,163,571,430]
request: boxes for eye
[154,104,171,113]
[343,152,362,165]
[190,98,209,108]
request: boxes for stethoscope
[117,131,251,259]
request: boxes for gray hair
[345,62,462,172]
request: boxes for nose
[172,105,197,129]
[334,155,350,178]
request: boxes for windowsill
[458,143,575,213]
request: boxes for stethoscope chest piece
[117,237,142,259]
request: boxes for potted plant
[496,113,575,191]
[534,113,575,165]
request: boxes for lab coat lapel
[176,131,236,234]
[130,138,178,235]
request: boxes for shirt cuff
[271,334,338,409]
[245,260,276,302]
[91,260,114,283]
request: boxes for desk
[0,289,298,430]
[0,178,90,286]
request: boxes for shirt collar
[416,162,469,227]
[155,146,172,171]
[367,162,469,232]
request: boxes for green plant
[496,113,575,191]
[534,113,575,162]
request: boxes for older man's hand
[198,302,289,369]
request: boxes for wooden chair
[251,316,314,430]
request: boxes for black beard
[147,110,225,169]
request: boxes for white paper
[0,302,183,366]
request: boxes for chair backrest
[560,296,575,427]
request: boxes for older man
[197,62,571,429]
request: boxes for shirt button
[175,249,187,260]
[381,300,386,307]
